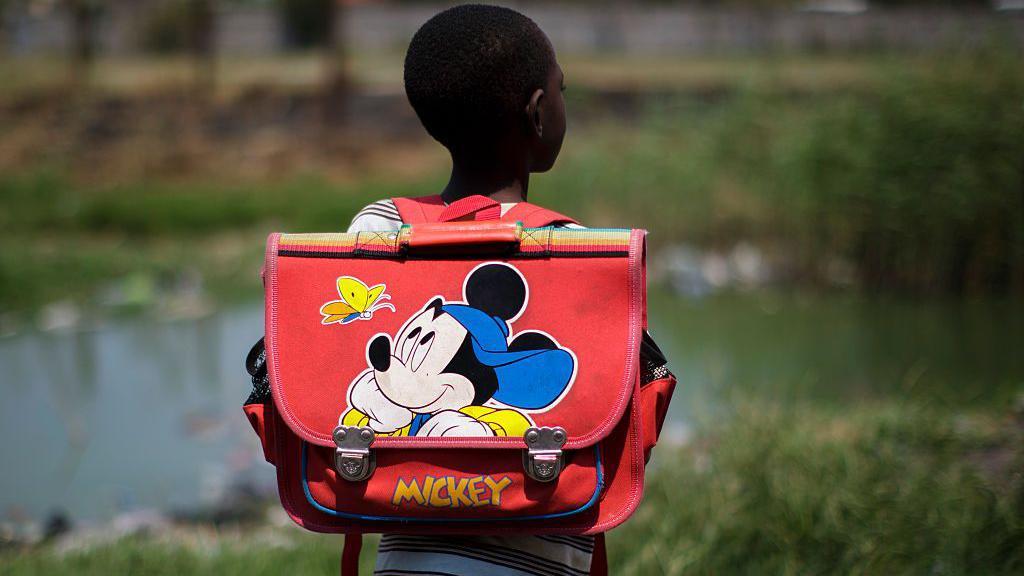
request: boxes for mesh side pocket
[639,331,672,386]
[244,337,271,405]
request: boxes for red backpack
[244,195,676,574]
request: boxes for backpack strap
[341,534,361,576]
[591,533,608,576]
[502,201,579,227]
[391,195,446,224]
[438,195,502,222]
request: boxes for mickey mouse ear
[464,263,527,321]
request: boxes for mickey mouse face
[369,298,476,414]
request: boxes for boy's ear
[525,88,545,138]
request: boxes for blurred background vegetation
[1,1,1022,575]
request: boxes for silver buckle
[333,426,376,482]
[523,426,566,482]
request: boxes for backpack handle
[401,221,522,252]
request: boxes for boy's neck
[441,153,529,205]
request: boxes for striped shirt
[347,198,594,576]
[348,199,405,231]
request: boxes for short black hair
[404,4,555,153]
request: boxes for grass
[2,403,1021,575]
[0,172,444,314]
[611,404,1024,575]
[0,530,379,576]
[540,51,1024,294]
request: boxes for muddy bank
[0,82,730,181]
[1,85,422,180]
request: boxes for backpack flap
[263,225,647,530]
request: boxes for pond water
[2,292,1021,524]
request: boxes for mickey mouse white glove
[346,369,413,433]
[415,410,494,437]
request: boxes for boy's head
[404,4,565,172]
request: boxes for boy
[248,4,671,574]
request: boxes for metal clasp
[333,426,376,482]
[523,426,566,482]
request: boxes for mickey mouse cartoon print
[339,262,576,438]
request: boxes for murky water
[0,308,271,526]
[2,292,1021,524]
[652,292,1024,420]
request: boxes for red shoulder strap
[439,195,501,222]
[591,533,607,575]
[391,195,445,224]
[340,534,361,576]
[502,201,579,227]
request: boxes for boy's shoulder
[348,199,402,233]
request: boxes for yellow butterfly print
[320,276,396,325]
